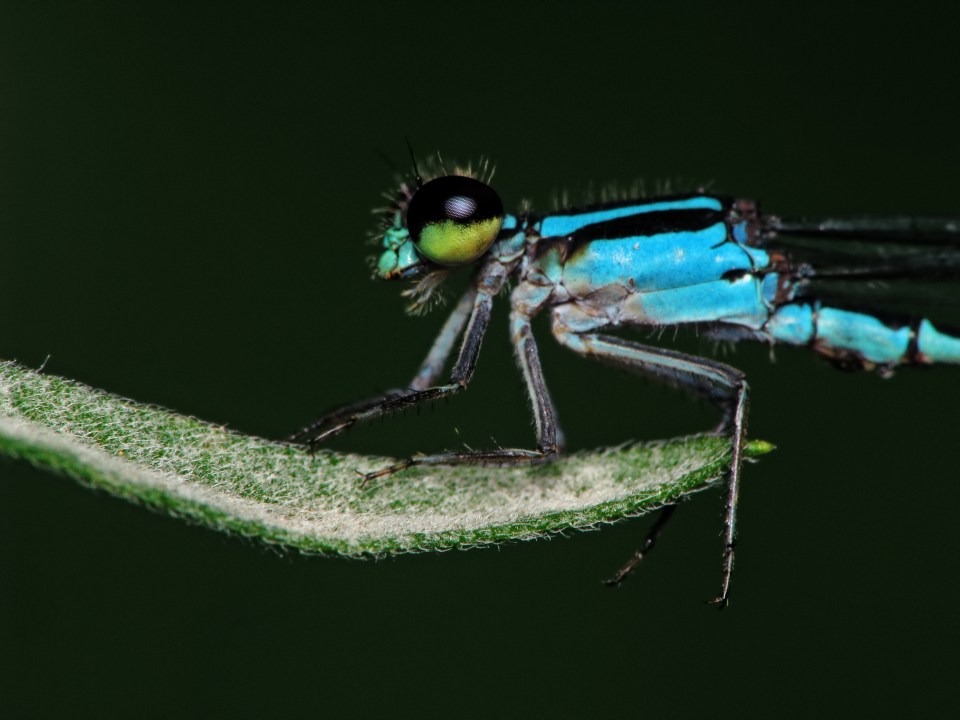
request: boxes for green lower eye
[406,175,505,266]
[416,216,503,265]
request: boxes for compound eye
[406,175,504,265]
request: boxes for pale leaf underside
[0,361,771,556]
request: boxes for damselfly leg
[605,505,678,588]
[289,287,477,447]
[292,260,563,480]
[552,330,748,606]
[362,305,563,481]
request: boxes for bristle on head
[401,268,452,315]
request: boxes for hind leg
[553,324,749,607]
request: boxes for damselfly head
[406,175,504,266]
[373,161,504,284]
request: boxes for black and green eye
[406,175,504,266]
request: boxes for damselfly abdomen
[290,159,960,606]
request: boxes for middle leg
[363,309,562,480]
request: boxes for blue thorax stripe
[538,195,726,238]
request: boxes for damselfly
[290,157,960,605]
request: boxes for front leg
[288,286,478,447]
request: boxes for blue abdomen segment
[766,302,960,367]
[917,319,960,363]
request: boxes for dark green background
[2,3,959,717]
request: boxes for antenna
[404,138,422,188]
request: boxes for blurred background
[2,2,959,716]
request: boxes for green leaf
[0,360,772,555]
